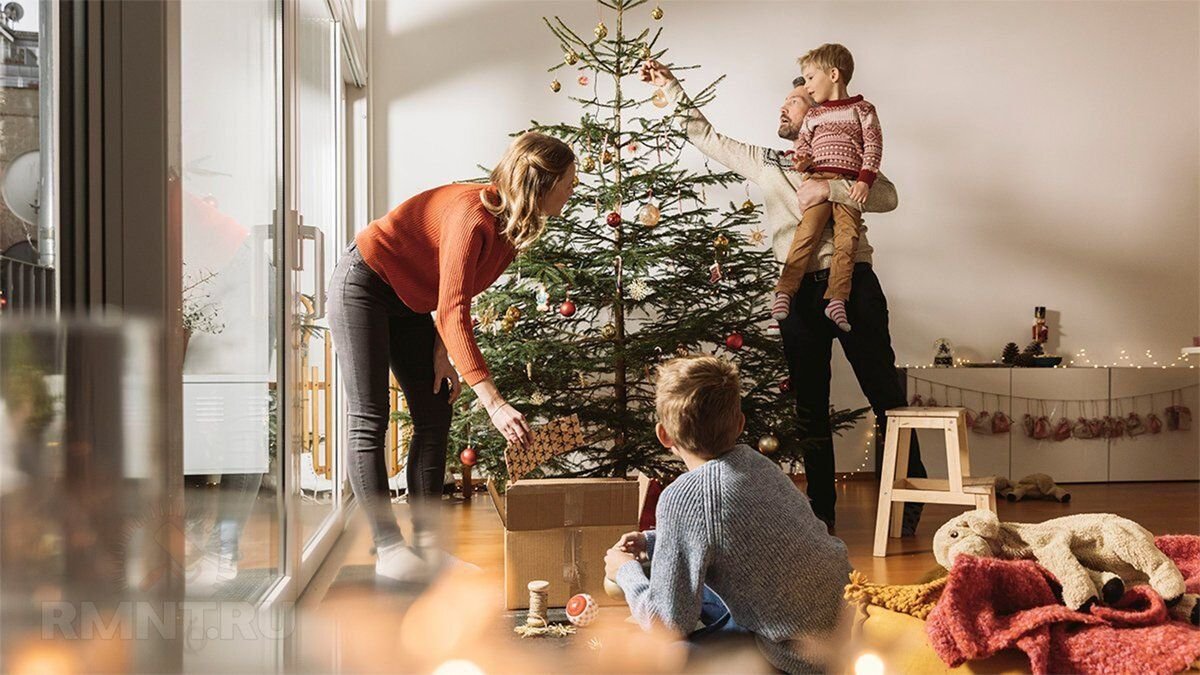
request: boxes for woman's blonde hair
[481,132,575,249]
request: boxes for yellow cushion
[859,605,1030,674]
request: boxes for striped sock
[825,299,851,332]
[771,292,792,321]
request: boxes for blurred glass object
[1,317,176,672]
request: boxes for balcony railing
[0,255,55,316]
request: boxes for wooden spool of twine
[526,580,550,628]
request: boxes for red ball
[559,300,577,317]
[779,378,792,394]
[459,447,477,466]
[725,332,744,351]
[606,211,622,227]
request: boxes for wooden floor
[282,480,1200,673]
[303,479,1200,605]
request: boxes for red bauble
[779,378,792,394]
[725,332,744,351]
[559,300,577,317]
[606,211,622,227]
[459,447,477,466]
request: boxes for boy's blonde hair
[482,132,575,249]
[799,43,855,85]
[655,356,743,459]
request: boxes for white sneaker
[375,542,432,582]
[413,532,480,573]
[189,551,237,594]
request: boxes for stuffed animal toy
[933,510,1200,624]
[994,473,1071,503]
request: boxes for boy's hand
[615,531,647,557]
[605,547,637,580]
[639,59,674,87]
[792,154,813,172]
[849,181,870,205]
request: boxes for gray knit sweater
[615,445,853,673]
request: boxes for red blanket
[926,535,1200,674]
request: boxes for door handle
[297,222,327,319]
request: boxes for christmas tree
[417,0,867,484]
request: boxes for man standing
[640,61,925,533]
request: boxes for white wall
[371,0,1200,472]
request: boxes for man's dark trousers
[778,263,927,528]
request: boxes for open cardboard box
[488,477,638,609]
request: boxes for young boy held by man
[771,43,884,333]
[604,356,853,673]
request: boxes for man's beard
[777,122,799,141]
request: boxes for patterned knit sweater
[615,445,853,673]
[793,95,883,186]
[356,183,516,386]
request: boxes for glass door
[179,0,283,604]
[287,0,349,589]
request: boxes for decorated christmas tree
[421,0,866,484]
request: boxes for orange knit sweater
[356,183,516,386]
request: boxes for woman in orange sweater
[328,133,576,581]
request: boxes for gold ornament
[758,434,780,454]
[594,21,608,40]
[550,79,562,93]
[564,51,579,66]
[582,156,596,172]
[505,306,522,322]
[651,5,664,20]
[651,88,669,108]
[713,233,730,249]
[601,150,613,165]
[601,323,617,340]
[639,44,652,60]
[637,203,661,227]
[477,305,498,331]
[572,175,580,187]
[675,344,689,357]
[741,199,755,213]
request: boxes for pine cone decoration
[1014,352,1035,367]
[1001,342,1020,365]
[1023,342,1044,357]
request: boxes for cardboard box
[489,477,638,609]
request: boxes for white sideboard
[183,375,272,475]
[902,367,1199,483]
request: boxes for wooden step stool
[873,407,997,557]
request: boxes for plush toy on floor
[993,473,1071,502]
[933,509,1200,625]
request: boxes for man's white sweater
[664,79,898,272]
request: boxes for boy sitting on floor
[604,356,853,673]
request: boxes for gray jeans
[327,244,452,548]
